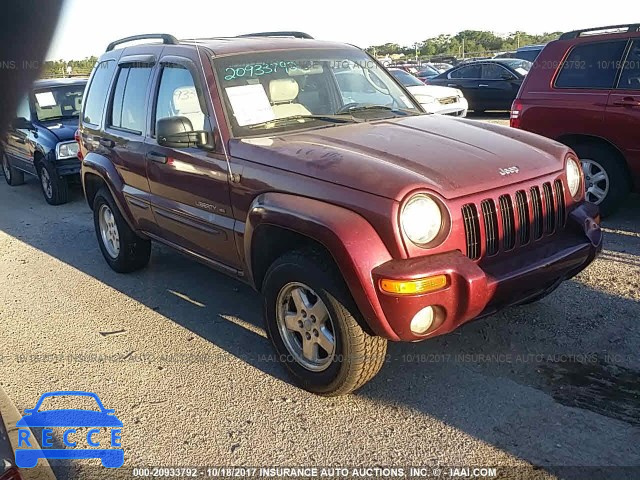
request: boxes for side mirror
[156,116,209,149]
[12,117,34,130]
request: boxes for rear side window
[110,65,153,134]
[618,40,640,90]
[83,60,115,125]
[449,64,482,79]
[555,41,627,89]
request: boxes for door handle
[447,84,459,87]
[99,138,115,148]
[147,151,168,164]
[478,84,489,87]
[613,98,640,107]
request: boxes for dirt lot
[1,133,639,479]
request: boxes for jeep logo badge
[499,166,520,176]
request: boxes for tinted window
[83,60,115,125]
[515,49,542,62]
[154,65,205,132]
[15,95,30,120]
[555,41,627,89]
[618,40,640,90]
[482,64,513,80]
[449,64,482,79]
[110,65,152,134]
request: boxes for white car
[389,68,468,117]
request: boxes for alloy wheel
[40,167,53,199]
[581,159,609,205]
[98,204,120,259]
[276,282,336,372]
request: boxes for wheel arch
[556,134,629,173]
[244,192,399,341]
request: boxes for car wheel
[572,143,630,217]
[93,187,151,273]
[2,152,25,186]
[263,248,387,396]
[38,160,69,205]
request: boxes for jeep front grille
[461,180,567,261]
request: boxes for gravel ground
[0,162,639,479]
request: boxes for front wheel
[263,248,387,396]
[93,188,151,273]
[38,160,68,205]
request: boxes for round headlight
[401,194,443,246]
[566,156,582,198]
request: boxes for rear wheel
[263,248,387,396]
[38,160,69,205]
[572,143,630,216]
[93,188,151,273]
[2,152,24,186]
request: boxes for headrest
[172,86,201,114]
[74,96,82,111]
[269,78,299,104]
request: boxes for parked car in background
[78,32,600,396]
[512,23,640,215]
[416,64,441,81]
[427,62,453,73]
[429,59,531,112]
[389,68,467,116]
[515,44,547,62]
[1,78,87,205]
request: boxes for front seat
[268,78,310,118]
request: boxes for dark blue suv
[1,78,87,205]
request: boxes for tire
[2,152,25,186]
[263,248,387,396]
[38,160,68,205]
[93,187,151,273]
[571,143,630,217]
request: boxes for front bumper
[54,157,81,176]
[371,203,602,341]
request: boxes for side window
[618,40,640,90]
[15,95,30,120]
[154,64,205,133]
[449,64,482,79]
[482,64,513,80]
[555,41,627,89]
[110,65,152,134]
[83,60,116,126]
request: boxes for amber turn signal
[379,275,448,295]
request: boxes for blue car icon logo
[15,391,123,468]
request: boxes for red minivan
[512,24,640,215]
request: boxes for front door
[5,95,37,174]
[145,55,240,271]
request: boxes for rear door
[444,64,483,109]
[144,51,240,271]
[606,39,640,188]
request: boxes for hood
[231,115,568,201]
[406,84,461,99]
[38,117,79,142]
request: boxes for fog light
[380,275,447,295]
[410,306,435,335]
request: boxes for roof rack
[237,31,314,40]
[106,34,179,52]
[559,24,640,40]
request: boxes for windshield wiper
[340,105,418,117]
[248,114,360,129]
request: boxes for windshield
[390,69,424,87]
[33,84,86,122]
[417,65,439,77]
[213,49,420,137]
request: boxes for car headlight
[566,156,582,198]
[401,194,443,246]
[415,95,436,105]
[56,141,79,160]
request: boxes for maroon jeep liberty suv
[78,32,602,395]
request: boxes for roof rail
[559,24,640,40]
[237,31,314,40]
[106,34,179,52]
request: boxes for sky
[47,0,636,60]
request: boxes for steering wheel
[336,103,360,115]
